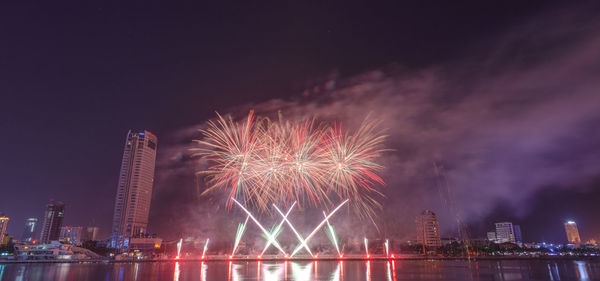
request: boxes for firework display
[193,111,387,218]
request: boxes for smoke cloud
[149,10,600,244]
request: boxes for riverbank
[1,254,599,264]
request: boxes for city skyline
[1,1,600,245]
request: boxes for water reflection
[200,262,207,281]
[173,261,179,281]
[329,262,341,281]
[575,261,589,281]
[262,262,285,281]
[290,262,313,281]
[0,259,600,280]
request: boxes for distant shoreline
[2,255,599,264]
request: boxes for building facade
[59,226,85,245]
[416,210,442,248]
[86,226,100,241]
[22,218,38,242]
[564,221,581,245]
[513,225,522,243]
[0,214,9,244]
[495,222,516,243]
[39,201,65,244]
[487,231,497,243]
[111,130,158,250]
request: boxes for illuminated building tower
[21,218,38,242]
[513,225,522,243]
[59,226,85,245]
[564,221,581,245]
[39,201,65,243]
[416,210,442,248]
[111,130,157,250]
[0,214,9,244]
[495,222,516,243]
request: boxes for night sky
[2,1,600,244]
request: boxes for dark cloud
[149,9,600,243]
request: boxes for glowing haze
[151,10,600,242]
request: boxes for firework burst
[192,111,387,219]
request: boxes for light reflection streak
[391,260,396,281]
[329,262,341,281]
[228,261,232,281]
[262,263,285,281]
[575,261,589,281]
[365,261,371,281]
[291,262,314,281]
[173,262,180,281]
[257,261,261,281]
[200,262,207,281]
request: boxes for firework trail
[232,216,249,256]
[176,238,182,259]
[323,211,340,255]
[261,202,297,255]
[201,238,209,258]
[193,111,386,219]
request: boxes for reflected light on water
[173,262,180,281]
[257,261,261,281]
[57,263,70,281]
[262,263,285,281]
[200,262,207,281]
[291,262,314,281]
[3,259,600,281]
[330,262,341,281]
[575,261,590,281]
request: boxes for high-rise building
[513,225,522,243]
[416,210,442,248]
[495,222,516,243]
[111,130,158,250]
[0,214,9,244]
[564,221,581,245]
[487,231,497,243]
[59,226,85,245]
[86,226,100,241]
[21,218,38,242]
[39,201,65,244]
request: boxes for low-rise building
[14,241,101,260]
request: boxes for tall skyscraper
[21,218,38,242]
[495,222,516,243]
[416,210,442,248]
[0,214,9,244]
[513,225,522,243]
[564,221,581,245]
[39,201,65,243]
[111,130,158,250]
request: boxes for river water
[1,259,599,281]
